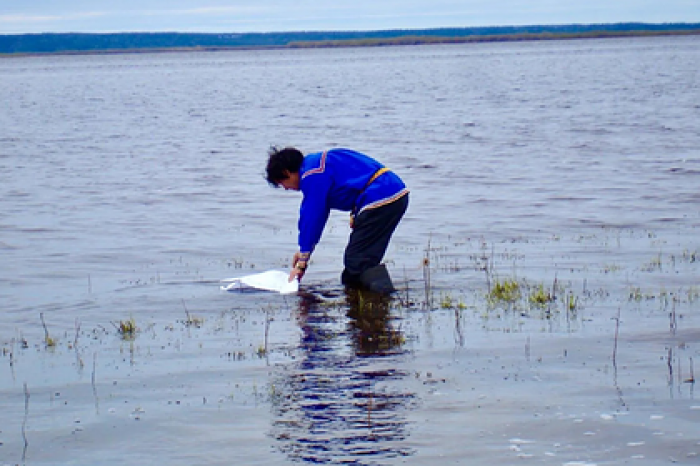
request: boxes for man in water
[266,147,409,293]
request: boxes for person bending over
[265,147,409,292]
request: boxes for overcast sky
[2,0,699,34]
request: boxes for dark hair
[265,146,304,187]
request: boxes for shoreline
[2,28,699,58]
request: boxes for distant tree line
[289,28,700,48]
[1,23,699,55]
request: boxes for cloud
[156,6,266,16]
[1,1,699,34]
[0,12,106,24]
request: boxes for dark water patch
[546,196,597,202]
[3,190,31,198]
[668,167,700,175]
[653,217,686,223]
[10,226,61,234]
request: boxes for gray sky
[2,0,699,34]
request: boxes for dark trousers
[341,194,409,287]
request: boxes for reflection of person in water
[271,291,415,464]
[345,288,405,355]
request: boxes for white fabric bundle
[220,270,299,294]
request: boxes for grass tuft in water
[488,278,521,304]
[439,292,467,310]
[566,291,579,313]
[529,284,554,307]
[629,286,643,301]
[40,312,57,348]
[116,318,138,340]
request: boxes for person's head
[266,146,304,190]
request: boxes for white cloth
[220,270,299,294]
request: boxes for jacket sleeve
[298,172,332,254]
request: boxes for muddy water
[1,36,699,465]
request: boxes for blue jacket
[298,148,408,255]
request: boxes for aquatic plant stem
[611,307,628,410]
[423,237,432,310]
[92,352,100,414]
[612,307,621,373]
[402,265,410,308]
[262,306,271,364]
[74,318,84,369]
[39,312,51,346]
[181,299,192,324]
[74,318,81,348]
[689,357,695,384]
[481,240,493,293]
[670,301,677,334]
[22,382,29,462]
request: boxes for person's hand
[289,265,305,283]
[289,252,308,282]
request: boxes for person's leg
[342,194,409,287]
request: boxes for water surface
[1,36,699,465]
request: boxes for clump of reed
[40,313,57,348]
[528,284,554,307]
[114,318,138,340]
[566,291,579,313]
[483,271,581,320]
[181,299,204,327]
[439,292,467,310]
[487,278,521,304]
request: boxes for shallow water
[1,36,699,465]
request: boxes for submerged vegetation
[3,232,698,369]
[6,233,695,364]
